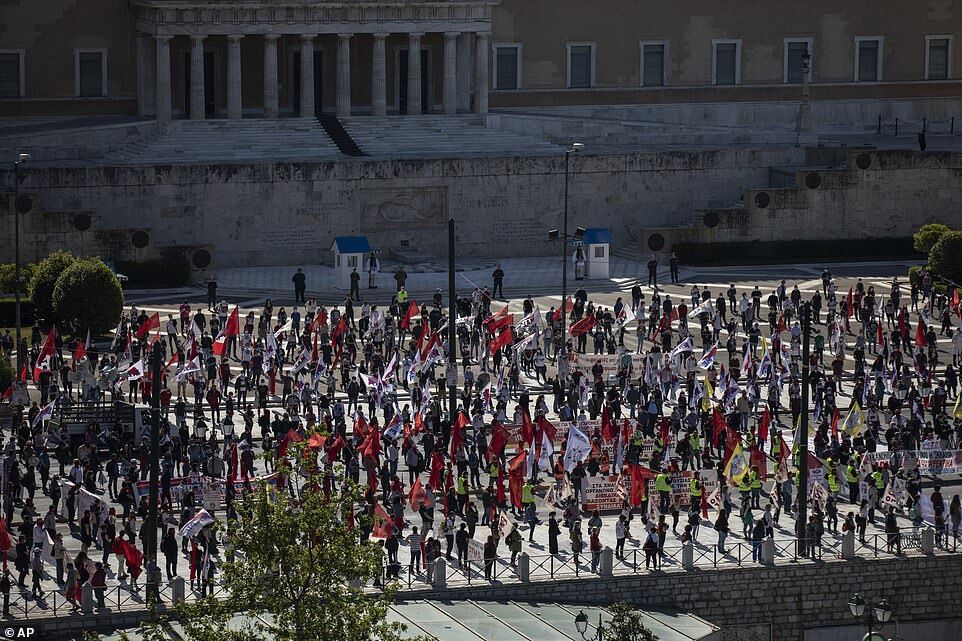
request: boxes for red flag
[112,538,144,580]
[569,315,596,337]
[277,428,303,457]
[73,338,87,369]
[953,289,960,312]
[659,417,669,446]
[360,429,381,460]
[876,320,884,347]
[33,327,56,382]
[489,328,514,354]
[711,408,727,446]
[486,314,514,334]
[408,477,426,512]
[401,301,420,330]
[915,318,927,347]
[450,421,464,458]
[311,331,319,362]
[749,445,768,478]
[668,306,679,323]
[830,407,841,439]
[778,435,790,462]
[136,312,160,339]
[0,385,10,400]
[776,315,786,334]
[224,306,240,337]
[486,420,509,462]
[484,304,509,325]
[306,433,327,449]
[371,504,392,539]
[601,404,614,442]
[508,450,526,509]
[330,317,348,347]
[310,308,328,333]
[897,308,907,336]
[212,333,228,356]
[564,297,574,314]
[520,408,534,444]
[537,415,557,442]
[496,464,506,506]
[229,443,239,483]
[758,407,771,443]
[165,353,179,369]
[846,288,854,318]
[629,464,654,507]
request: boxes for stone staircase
[340,115,563,158]
[111,118,343,164]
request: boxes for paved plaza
[3,256,959,626]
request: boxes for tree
[929,230,962,285]
[0,352,13,394]
[29,250,75,322]
[51,258,123,334]
[601,603,659,641]
[914,223,952,255]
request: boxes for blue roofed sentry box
[331,236,372,254]
[581,228,612,245]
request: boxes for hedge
[51,259,124,334]
[673,237,923,266]
[0,262,36,295]
[116,247,192,288]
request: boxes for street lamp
[848,593,892,641]
[549,141,584,370]
[574,610,603,641]
[12,152,30,374]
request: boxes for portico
[132,0,496,122]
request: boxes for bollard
[682,541,694,570]
[762,538,775,566]
[431,557,447,589]
[599,547,613,577]
[518,552,530,582]
[82,582,94,614]
[171,576,186,604]
[842,530,856,559]
[922,527,935,555]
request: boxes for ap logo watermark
[2,626,38,639]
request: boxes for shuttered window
[857,40,880,82]
[495,46,519,90]
[642,44,665,86]
[568,44,593,88]
[77,50,105,97]
[927,38,950,80]
[714,43,738,85]
[0,52,22,98]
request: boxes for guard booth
[330,236,371,289]
[582,227,612,279]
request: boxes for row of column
[147,31,490,122]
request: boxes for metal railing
[877,116,956,136]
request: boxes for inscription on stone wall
[359,187,447,231]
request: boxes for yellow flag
[954,393,962,419]
[760,335,768,356]
[724,443,749,483]
[842,403,865,437]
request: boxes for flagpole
[796,302,811,556]
[447,218,458,442]
[146,341,162,603]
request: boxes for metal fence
[877,116,956,136]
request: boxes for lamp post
[848,593,892,641]
[795,50,814,144]
[574,610,603,641]
[550,142,583,372]
[11,152,30,372]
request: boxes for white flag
[563,425,592,472]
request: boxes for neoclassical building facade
[1,0,961,118]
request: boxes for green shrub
[0,262,35,295]
[673,237,921,266]
[913,223,952,255]
[116,248,191,288]
[51,258,123,334]
[928,231,962,285]
[29,250,76,322]
[907,265,925,287]
[0,352,12,394]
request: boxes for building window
[855,38,882,82]
[0,50,25,98]
[75,49,107,97]
[640,41,667,86]
[493,44,521,90]
[567,43,595,88]
[593,246,606,259]
[926,36,952,80]
[784,38,813,84]
[712,40,741,85]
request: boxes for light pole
[12,152,30,372]
[848,593,892,641]
[795,50,814,144]
[549,142,583,371]
[574,610,603,641]
[796,302,811,554]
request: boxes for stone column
[474,31,490,116]
[155,35,172,123]
[189,34,206,119]
[371,33,387,116]
[336,33,352,118]
[407,32,424,115]
[227,35,243,119]
[299,35,316,117]
[136,33,155,116]
[456,32,472,112]
[442,32,458,115]
[263,34,279,118]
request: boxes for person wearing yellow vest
[845,462,860,504]
[827,471,840,498]
[655,472,672,512]
[456,473,469,515]
[871,468,885,509]
[522,480,538,542]
[749,466,762,509]
[689,475,702,510]
[738,474,751,504]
